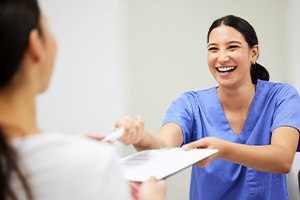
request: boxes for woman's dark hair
[207,15,270,84]
[0,0,41,199]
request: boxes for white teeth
[217,67,235,72]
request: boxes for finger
[131,188,138,200]
[129,182,141,200]
[85,134,105,141]
[130,181,141,188]
[122,122,135,145]
[118,118,134,144]
[150,176,166,188]
[195,154,217,167]
[126,119,135,143]
[146,176,157,183]
[157,179,166,189]
[182,140,203,150]
[115,116,131,130]
[185,137,212,150]
[132,116,144,143]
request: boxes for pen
[103,129,124,142]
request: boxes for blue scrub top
[162,80,300,200]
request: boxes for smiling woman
[207,15,269,87]
[115,15,300,200]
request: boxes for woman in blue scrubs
[116,15,300,200]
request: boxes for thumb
[182,140,202,150]
[182,139,208,150]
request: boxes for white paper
[119,148,218,182]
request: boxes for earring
[252,60,256,65]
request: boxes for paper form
[119,148,218,182]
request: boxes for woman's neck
[217,82,256,112]
[0,87,39,139]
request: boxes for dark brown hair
[0,0,41,199]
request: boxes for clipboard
[119,147,218,182]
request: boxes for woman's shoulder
[12,132,119,170]
[14,131,116,151]
[180,87,217,99]
[257,79,299,96]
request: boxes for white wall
[287,0,300,90]
[37,0,127,134]
[286,1,300,200]
[37,0,299,199]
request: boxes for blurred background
[38,0,300,199]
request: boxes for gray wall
[38,0,299,199]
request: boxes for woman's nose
[218,51,229,63]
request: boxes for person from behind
[0,0,165,199]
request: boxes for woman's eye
[208,47,218,51]
[228,45,239,50]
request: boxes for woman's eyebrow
[226,40,242,45]
[207,43,217,48]
[207,40,242,47]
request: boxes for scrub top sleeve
[271,85,300,144]
[162,92,195,144]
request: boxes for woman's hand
[130,177,166,200]
[115,116,146,145]
[138,177,166,200]
[129,181,142,200]
[182,137,228,167]
[84,134,105,141]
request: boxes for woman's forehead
[208,25,246,45]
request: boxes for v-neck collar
[213,80,261,142]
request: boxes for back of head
[0,0,40,88]
[0,1,40,199]
[207,15,270,84]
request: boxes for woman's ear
[27,29,44,64]
[251,44,259,63]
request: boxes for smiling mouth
[216,66,237,73]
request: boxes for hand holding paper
[182,137,224,167]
